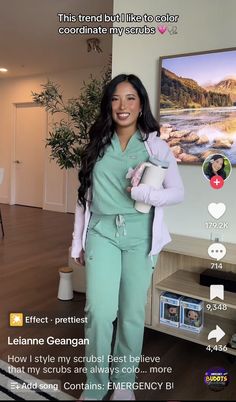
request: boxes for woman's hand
[127,183,152,203]
[75,249,85,266]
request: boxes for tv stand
[145,234,236,357]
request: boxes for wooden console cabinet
[145,235,236,356]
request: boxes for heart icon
[208,203,226,219]
[157,26,167,34]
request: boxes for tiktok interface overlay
[202,152,234,391]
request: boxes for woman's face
[212,157,224,173]
[111,82,142,133]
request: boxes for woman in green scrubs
[72,74,184,400]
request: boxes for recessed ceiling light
[0,68,8,72]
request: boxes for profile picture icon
[202,153,232,182]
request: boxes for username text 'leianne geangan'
[8,336,89,348]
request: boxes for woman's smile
[116,112,130,120]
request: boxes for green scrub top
[90,130,149,214]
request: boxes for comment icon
[208,243,226,261]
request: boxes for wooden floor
[0,204,235,401]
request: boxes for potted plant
[32,62,111,169]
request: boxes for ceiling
[0,0,113,79]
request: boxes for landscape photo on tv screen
[158,48,236,165]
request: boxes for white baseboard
[43,202,66,212]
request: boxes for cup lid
[149,156,169,168]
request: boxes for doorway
[13,103,46,208]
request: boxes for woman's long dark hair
[78,73,160,208]
[205,154,226,180]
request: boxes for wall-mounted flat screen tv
[158,47,236,165]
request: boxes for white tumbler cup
[135,162,167,213]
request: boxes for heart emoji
[157,26,167,34]
[208,202,226,219]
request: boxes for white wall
[112,0,236,243]
[0,67,102,212]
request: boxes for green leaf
[32,60,111,169]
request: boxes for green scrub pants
[83,212,156,399]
